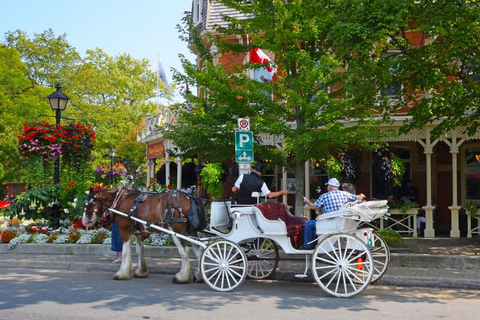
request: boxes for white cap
[325,178,340,188]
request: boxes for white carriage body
[208,199,388,254]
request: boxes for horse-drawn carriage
[83,188,390,298]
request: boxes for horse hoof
[113,274,131,280]
[172,276,189,284]
[134,272,149,278]
[193,277,204,283]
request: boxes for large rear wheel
[368,233,390,283]
[200,240,247,292]
[312,233,373,298]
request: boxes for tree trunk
[294,160,306,216]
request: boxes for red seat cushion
[254,202,307,237]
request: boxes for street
[1,267,479,320]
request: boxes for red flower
[167,184,172,189]
[70,181,75,186]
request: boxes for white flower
[32,234,49,244]
[76,234,92,244]
[29,198,37,210]
[8,234,31,250]
[53,234,70,244]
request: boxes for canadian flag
[249,41,280,80]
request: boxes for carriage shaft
[108,208,207,249]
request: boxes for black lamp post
[109,147,116,185]
[47,83,70,184]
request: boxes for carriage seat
[253,202,307,238]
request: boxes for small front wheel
[243,238,279,279]
[312,233,373,298]
[200,240,247,292]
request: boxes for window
[463,146,480,201]
[193,0,203,25]
[379,51,402,101]
[310,163,329,199]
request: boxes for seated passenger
[302,178,365,249]
[232,163,288,205]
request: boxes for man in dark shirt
[232,162,288,204]
[399,179,418,203]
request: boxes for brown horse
[82,187,206,283]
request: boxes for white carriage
[201,196,390,297]
[109,191,389,298]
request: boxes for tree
[169,1,390,215]
[2,30,163,185]
[170,0,480,215]
[320,0,480,137]
[0,45,52,182]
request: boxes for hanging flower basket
[372,147,405,187]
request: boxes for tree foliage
[169,0,480,214]
[1,29,164,185]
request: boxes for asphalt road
[1,267,479,320]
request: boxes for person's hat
[325,178,340,187]
[252,162,264,174]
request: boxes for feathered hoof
[172,276,190,284]
[134,271,149,278]
[113,273,131,280]
[193,272,204,283]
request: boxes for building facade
[139,1,480,238]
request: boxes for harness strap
[163,190,187,223]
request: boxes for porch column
[176,157,182,190]
[282,166,287,203]
[146,159,155,188]
[444,130,465,238]
[419,127,438,238]
[164,152,171,186]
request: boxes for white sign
[238,163,251,175]
[238,118,250,131]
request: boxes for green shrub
[377,228,403,245]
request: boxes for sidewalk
[1,237,480,290]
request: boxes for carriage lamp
[47,83,70,185]
[109,147,116,185]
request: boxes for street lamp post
[109,147,116,185]
[47,83,70,185]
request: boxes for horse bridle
[83,191,109,224]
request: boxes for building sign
[147,141,165,159]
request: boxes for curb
[3,244,480,269]
[2,244,480,290]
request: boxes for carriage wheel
[243,238,279,279]
[368,233,390,283]
[200,240,247,292]
[311,233,373,298]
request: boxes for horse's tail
[187,195,207,232]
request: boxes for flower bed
[0,216,174,250]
